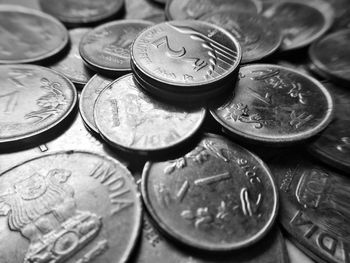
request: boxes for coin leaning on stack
[0,0,350,262]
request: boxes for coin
[309,29,350,85]
[39,0,124,27]
[124,0,165,22]
[0,0,40,10]
[211,64,334,146]
[79,20,154,76]
[199,10,282,63]
[285,238,320,263]
[0,5,68,64]
[0,151,141,263]
[165,0,262,20]
[50,28,94,89]
[141,133,278,251]
[309,82,350,172]
[131,20,241,92]
[94,74,206,153]
[79,74,113,134]
[0,64,77,149]
[263,1,334,51]
[270,153,350,263]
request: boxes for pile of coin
[0,0,349,262]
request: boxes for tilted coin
[309,29,350,85]
[199,10,282,63]
[131,20,241,92]
[94,74,206,152]
[0,151,141,263]
[50,28,94,89]
[0,64,77,149]
[0,5,68,64]
[309,82,350,172]
[165,0,262,20]
[0,0,40,10]
[270,153,350,263]
[79,74,113,134]
[211,64,334,146]
[39,0,124,26]
[80,20,154,76]
[263,1,334,51]
[141,133,278,251]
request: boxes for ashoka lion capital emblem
[0,169,102,263]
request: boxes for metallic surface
[211,64,334,145]
[142,134,278,251]
[0,151,141,263]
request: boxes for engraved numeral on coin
[240,188,262,217]
[109,99,120,127]
[289,111,313,129]
[152,36,186,58]
[0,91,19,113]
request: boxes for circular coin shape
[0,64,77,148]
[165,0,262,20]
[270,153,350,263]
[309,29,350,85]
[0,151,141,263]
[131,20,241,91]
[39,0,124,26]
[199,10,282,63]
[309,82,350,172]
[50,28,94,88]
[0,5,68,64]
[211,64,334,145]
[80,20,154,76]
[94,74,206,152]
[263,1,334,51]
[141,133,278,251]
[79,74,113,134]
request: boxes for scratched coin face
[141,134,278,251]
[211,64,334,145]
[39,0,124,26]
[0,65,77,148]
[263,1,334,51]
[0,5,68,64]
[309,82,350,173]
[199,10,282,63]
[309,30,350,85]
[270,153,350,263]
[0,151,141,263]
[79,74,113,134]
[50,28,94,88]
[79,20,154,75]
[94,74,206,152]
[131,20,241,91]
[165,0,262,20]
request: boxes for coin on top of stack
[131,20,242,102]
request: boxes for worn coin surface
[211,64,334,145]
[263,1,334,51]
[79,74,113,134]
[94,74,206,152]
[309,29,350,85]
[309,82,350,172]
[142,133,278,251]
[165,0,262,20]
[131,20,241,91]
[80,20,154,75]
[271,153,350,263]
[50,28,94,88]
[39,0,124,26]
[0,5,68,64]
[0,64,77,148]
[199,10,282,63]
[0,151,141,263]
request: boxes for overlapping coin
[0,151,141,263]
[141,133,278,251]
[79,20,154,76]
[0,5,68,64]
[93,74,206,153]
[211,64,334,146]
